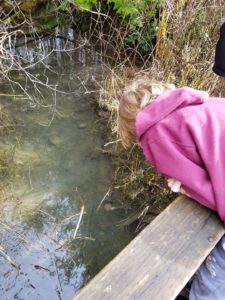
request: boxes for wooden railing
[73,195,225,300]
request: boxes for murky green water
[0,35,134,300]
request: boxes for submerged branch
[0,245,20,270]
[73,205,84,239]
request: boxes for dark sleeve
[213,23,225,78]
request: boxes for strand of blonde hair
[118,79,175,148]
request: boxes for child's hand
[167,178,182,192]
[167,178,190,196]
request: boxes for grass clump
[99,66,174,219]
[155,0,225,94]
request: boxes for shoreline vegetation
[1,0,225,228]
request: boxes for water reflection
[0,35,134,300]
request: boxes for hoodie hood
[136,87,209,141]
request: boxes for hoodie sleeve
[145,137,216,213]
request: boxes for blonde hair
[118,79,175,148]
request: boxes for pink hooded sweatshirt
[136,87,225,223]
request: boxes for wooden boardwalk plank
[73,196,225,300]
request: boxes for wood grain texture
[73,196,225,300]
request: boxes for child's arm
[145,138,216,212]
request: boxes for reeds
[155,0,225,94]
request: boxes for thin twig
[97,188,111,211]
[0,245,20,270]
[52,255,64,300]
[73,206,84,239]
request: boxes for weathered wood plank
[73,196,225,300]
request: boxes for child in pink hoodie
[119,79,225,299]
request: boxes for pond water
[0,34,134,300]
